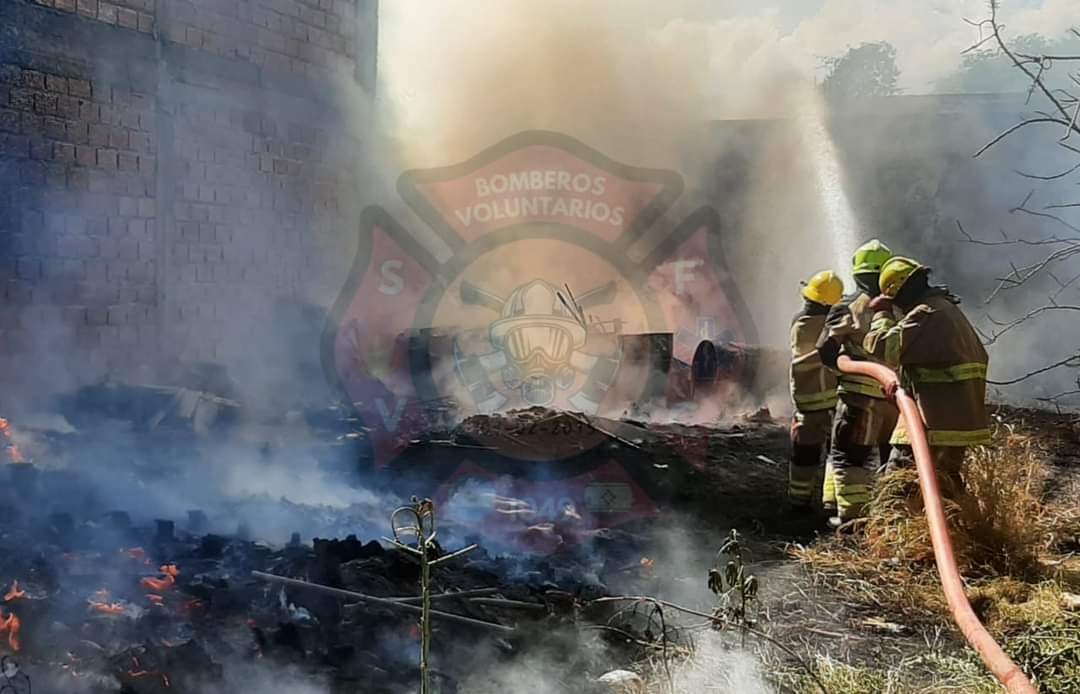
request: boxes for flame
[141,565,179,593]
[89,601,125,615]
[0,609,21,651]
[128,656,170,687]
[146,594,164,605]
[4,581,24,602]
[125,547,152,565]
[0,419,25,464]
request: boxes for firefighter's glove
[816,337,841,370]
[868,296,894,313]
[883,377,900,401]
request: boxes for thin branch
[988,1,1080,132]
[988,352,1080,386]
[1014,159,1080,181]
[974,118,1072,158]
[980,305,1080,345]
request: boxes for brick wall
[0,0,376,408]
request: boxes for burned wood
[466,597,548,613]
[250,571,515,633]
[390,588,500,604]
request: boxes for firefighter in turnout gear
[816,240,900,525]
[863,257,990,492]
[788,270,843,507]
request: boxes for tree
[939,31,1080,94]
[821,41,902,102]
[960,2,1080,407]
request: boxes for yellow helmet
[852,239,893,276]
[801,270,844,306]
[878,256,924,299]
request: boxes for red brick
[0,109,17,133]
[34,93,58,115]
[65,121,88,144]
[117,7,138,29]
[67,78,92,99]
[97,2,118,24]
[108,127,129,149]
[96,148,118,169]
[75,145,96,167]
[54,142,76,162]
[44,74,68,94]
[118,151,138,171]
[20,71,44,90]
[91,82,111,104]
[88,124,109,146]
[57,95,80,119]
[9,89,34,112]
[78,100,98,122]
[43,117,66,140]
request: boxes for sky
[377,0,1079,131]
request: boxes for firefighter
[788,270,843,507]
[816,240,900,525]
[863,257,990,492]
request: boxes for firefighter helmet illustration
[452,279,623,412]
[321,130,758,549]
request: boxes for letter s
[378,259,404,295]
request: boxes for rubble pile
[0,474,658,693]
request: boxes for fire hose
[836,356,1037,694]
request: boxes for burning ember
[89,601,126,615]
[141,564,179,592]
[126,547,153,565]
[0,609,21,651]
[127,656,170,688]
[3,581,24,602]
[0,418,25,463]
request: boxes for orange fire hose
[836,356,1037,693]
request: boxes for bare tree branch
[988,352,1080,386]
[980,305,1080,344]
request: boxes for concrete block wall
[0,0,376,409]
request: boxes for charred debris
[0,375,799,693]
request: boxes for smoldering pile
[0,468,665,694]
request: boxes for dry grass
[794,426,1072,618]
[791,421,1080,692]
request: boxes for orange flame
[89,601,125,615]
[0,419,25,464]
[125,547,152,565]
[4,581,24,602]
[0,609,21,651]
[141,564,179,593]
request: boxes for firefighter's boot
[821,459,837,513]
[788,445,823,508]
[829,465,874,527]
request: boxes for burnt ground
[0,398,1075,693]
